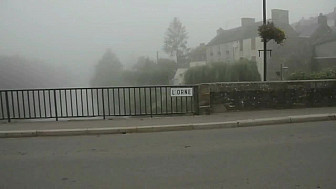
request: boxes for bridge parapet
[196,80,336,113]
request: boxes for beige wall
[315,41,336,57]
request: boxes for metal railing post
[102,89,105,119]
[5,91,11,122]
[194,85,200,115]
[150,87,152,117]
[54,90,58,121]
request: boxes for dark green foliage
[258,22,286,44]
[184,59,261,84]
[188,44,206,62]
[123,57,177,85]
[91,49,124,86]
[289,69,336,80]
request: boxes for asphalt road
[0,121,335,189]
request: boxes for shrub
[288,69,336,80]
[184,59,261,84]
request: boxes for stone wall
[198,80,336,113]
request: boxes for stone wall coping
[199,79,336,86]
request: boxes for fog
[0,0,334,88]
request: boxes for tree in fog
[123,57,176,85]
[188,44,207,62]
[91,49,123,86]
[163,17,188,65]
[133,56,156,71]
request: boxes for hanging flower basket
[258,22,286,44]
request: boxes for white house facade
[206,9,294,81]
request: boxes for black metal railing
[0,86,197,122]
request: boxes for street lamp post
[263,0,267,81]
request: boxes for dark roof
[207,21,261,46]
[293,9,336,37]
[293,18,331,38]
[297,24,319,37]
[207,21,297,46]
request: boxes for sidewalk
[1,107,335,133]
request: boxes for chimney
[318,13,327,26]
[217,28,224,35]
[271,9,289,25]
[241,18,255,27]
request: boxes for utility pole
[263,0,267,81]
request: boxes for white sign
[171,88,193,97]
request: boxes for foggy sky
[0,0,335,83]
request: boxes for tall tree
[91,49,123,86]
[133,56,156,71]
[163,17,188,65]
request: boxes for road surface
[0,121,335,188]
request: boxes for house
[314,37,336,70]
[206,9,299,80]
[293,8,336,37]
[292,8,336,71]
[312,12,336,70]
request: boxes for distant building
[292,8,336,71]
[293,8,336,37]
[206,8,336,81]
[206,9,297,80]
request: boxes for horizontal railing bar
[4,112,190,119]
[0,85,197,92]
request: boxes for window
[251,37,256,50]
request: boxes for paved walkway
[1,107,335,131]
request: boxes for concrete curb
[0,113,335,138]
